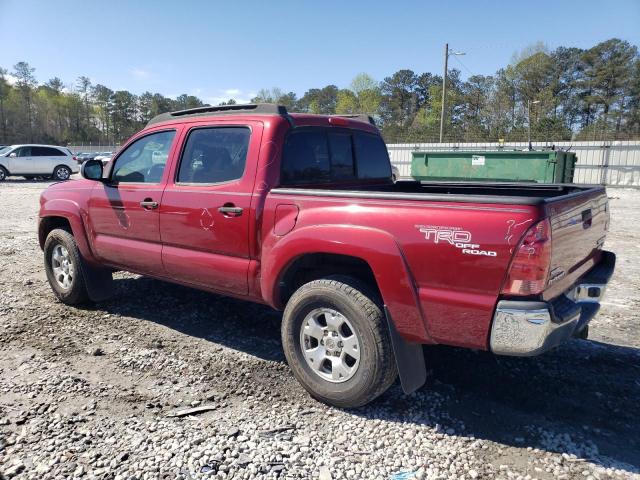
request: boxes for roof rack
[332,114,376,126]
[146,103,289,127]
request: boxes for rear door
[87,128,179,275]
[32,146,63,174]
[47,147,72,171]
[159,121,262,294]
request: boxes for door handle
[218,204,243,217]
[140,199,159,210]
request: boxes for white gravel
[0,179,639,480]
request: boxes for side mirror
[81,159,104,181]
[8,152,17,158]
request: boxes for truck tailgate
[543,187,609,299]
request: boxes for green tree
[581,39,638,135]
[175,94,204,110]
[335,89,358,114]
[0,68,9,142]
[380,69,418,126]
[298,85,339,114]
[13,61,37,141]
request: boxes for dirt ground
[0,179,638,480]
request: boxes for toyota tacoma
[38,104,615,407]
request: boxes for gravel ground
[0,179,638,480]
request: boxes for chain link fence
[67,145,119,154]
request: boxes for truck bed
[269,179,609,348]
[272,180,605,206]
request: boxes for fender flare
[39,198,99,265]
[261,224,432,344]
[40,199,113,301]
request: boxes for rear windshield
[281,128,391,185]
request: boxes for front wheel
[0,166,7,181]
[282,276,397,408]
[44,229,90,305]
[53,165,72,181]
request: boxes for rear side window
[32,147,66,156]
[177,127,250,184]
[281,128,390,185]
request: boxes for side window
[354,132,392,179]
[328,132,355,180]
[177,127,250,184]
[48,147,66,156]
[111,130,176,183]
[32,147,61,156]
[17,147,32,157]
[281,130,330,184]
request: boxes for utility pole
[439,43,448,143]
[527,99,540,151]
[439,44,465,143]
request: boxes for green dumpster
[410,150,577,183]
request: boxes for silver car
[0,144,79,181]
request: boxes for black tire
[53,165,72,181]
[282,275,397,408]
[44,228,90,305]
[0,166,7,181]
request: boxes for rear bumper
[489,250,615,356]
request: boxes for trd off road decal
[416,225,497,257]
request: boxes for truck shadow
[374,343,640,474]
[99,276,640,474]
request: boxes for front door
[160,123,261,295]
[87,129,179,275]
[10,146,39,174]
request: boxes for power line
[451,54,476,78]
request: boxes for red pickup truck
[38,104,615,407]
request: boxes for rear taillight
[502,218,552,296]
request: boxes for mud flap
[79,256,114,302]
[384,306,427,394]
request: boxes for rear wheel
[53,165,72,181]
[44,229,90,305]
[282,276,397,408]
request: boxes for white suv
[0,144,79,181]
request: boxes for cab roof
[145,103,379,133]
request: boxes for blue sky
[1,0,639,104]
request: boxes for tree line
[1,38,638,147]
